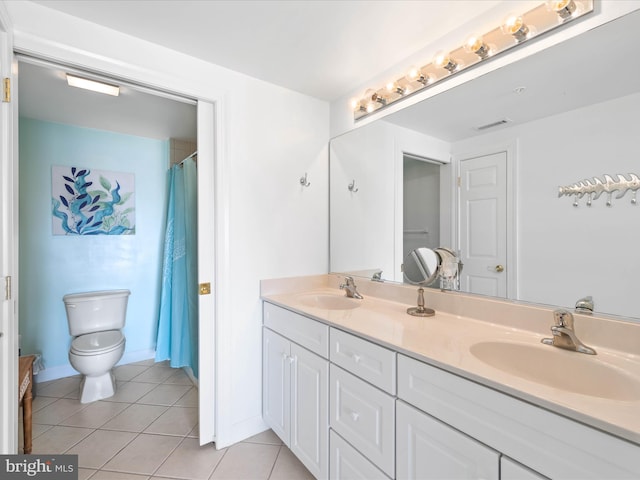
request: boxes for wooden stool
[18,355,36,454]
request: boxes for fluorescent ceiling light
[66,74,120,96]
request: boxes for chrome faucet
[541,309,596,355]
[575,295,594,314]
[371,270,383,282]
[339,276,363,299]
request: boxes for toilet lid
[71,330,124,354]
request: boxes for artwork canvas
[51,165,135,235]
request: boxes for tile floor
[20,359,314,480]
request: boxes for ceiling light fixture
[66,74,120,96]
[352,0,593,120]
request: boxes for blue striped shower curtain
[155,158,198,377]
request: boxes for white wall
[5,1,329,447]
[452,92,640,319]
[330,120,449,282]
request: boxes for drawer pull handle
[350,411,360,422]
[352,354,361,363]
[289,356,295,364]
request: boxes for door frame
[0,2,17,454]
[453,141,518,299]
[6,37,231,447]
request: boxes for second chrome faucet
[541,309,596,355]
[339,276,363,299]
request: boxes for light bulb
[405,66,420,82]
[502,14,529,42]
[464,34,491,59]
[547,0,577,20]
[386,81,405,95]
[433,51,458,74]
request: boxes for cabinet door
[501,457,548,480]
[263,328,291,445]
[330,430,389,480]
[291,343,329,480]
[397,401,499,480]
[330,365,395,478]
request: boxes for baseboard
[34,349,156,383]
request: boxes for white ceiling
[29,0,502,101]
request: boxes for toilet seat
[71,330,124,356]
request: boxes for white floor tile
[209,442,280,480]
[60,400,129,428]
[144,406,198,436]
[31,425,94,454]
[154,438,225,480]
[102,433,182,475]
[67,429,137,469]
[101,403,168,433]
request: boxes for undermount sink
[470,341,640,401]
[296,293,361,310]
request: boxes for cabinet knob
[352,354,361,364]
[350,411,360,422]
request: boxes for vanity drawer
[330,328,396,394]
[264,302,329,358]
[330,364,395,478]
[330,429,389,480]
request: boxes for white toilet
[63,289,130,403]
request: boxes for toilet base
[79,370,116,403]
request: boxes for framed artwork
[51,165,135,235]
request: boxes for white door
[396,402,499,480]
[290,343,328,480]
[459,151,507,298]
[0,12,17,454]
[196,101,216,445]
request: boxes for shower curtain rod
[179,151,198,166]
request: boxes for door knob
[495,264,505,273]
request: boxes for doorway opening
[402,154,444,266]
[16,56,209,443]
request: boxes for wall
[330,120,449,282]
[19,117,168,379]
[6,0,329,447]
[452,92,640,319]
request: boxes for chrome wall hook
[559,173,640,207]
[299,173,310,187]
[348,179,359,193]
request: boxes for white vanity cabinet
[500,458,548,480]
[263,303,329,480]
[396,401,499,480]
[329,328,396,478]
[397,354,640,479]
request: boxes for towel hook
[348,179,359,193]
[299,173,310,187]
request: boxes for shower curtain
[155,157,199,378]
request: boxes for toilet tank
[63,289,131,337]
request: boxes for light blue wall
[19,118,169,379]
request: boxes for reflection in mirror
[403,247,439,317]
[403,248,440,286]
[329,10,640,320]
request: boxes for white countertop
[261,276,640,446]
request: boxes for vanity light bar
[352,0,593,120]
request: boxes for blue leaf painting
[51,165,135,236]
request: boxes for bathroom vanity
[261,275,640,480]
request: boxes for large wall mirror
[330,10,640,320]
